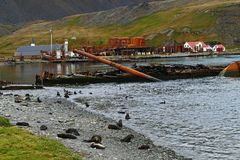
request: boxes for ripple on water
[71,77,240,160]
[7,77,239,160]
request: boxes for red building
[108,37,145,48]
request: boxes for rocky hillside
[0,0,240,56]
[0,0,149,24]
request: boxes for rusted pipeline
[73,49,160,82]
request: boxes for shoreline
[0,89,190,160]
[1,52,240,65]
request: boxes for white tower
[64,39,68,53]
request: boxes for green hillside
[0,0,239,57]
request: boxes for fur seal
[160,101,166,104]
[83,135,102,143]
[121,134,134,143]
[85,102,90,108]
[25,94,31,101]
[40,125,48,131]
[117,119,122,128]
[125,113,131,120]
[64,93,69,98]
[117,111,126,114]
[108,124,121,130]
[57,91,61,97]
[108,119,122,130]
[90,143,105,149]
[66,128,80,136]
[57,133,77,139]
[138,144,150,150]
[16,122,29,127]
[37,97,42,103]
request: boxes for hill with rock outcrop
[0,0,150,35]
[0,0,240,56]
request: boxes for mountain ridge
[0,0,150,24]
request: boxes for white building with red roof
[184,41,208,52]
[213,44,226,52]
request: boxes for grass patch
[0,116,11,127]
[0,117,82,160]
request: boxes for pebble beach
[0,88,189,160]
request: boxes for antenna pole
[50,28,53,54]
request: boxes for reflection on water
[0,62,114,83]
[0,55,239,83]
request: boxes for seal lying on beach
[108,119,123,130]
[90,142,105,149]
[121,134,134,143]
[16,122,29,127]
[57,133,77,139]
[66,128,80,136]
[138,144,150,150]
[83,135,102,143]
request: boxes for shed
[15,44,63,57]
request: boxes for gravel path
[0,90,189,160]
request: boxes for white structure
[56,50,62,59]
[64,39,68,53]
[213,44,226,52]
[184,41,208,52]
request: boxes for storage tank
[131,37,145,47]
[108,37,130,48]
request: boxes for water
[73,77,240,160]
[0,54,239,83]
[1,55,240,159]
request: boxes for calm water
[0,54,239,83]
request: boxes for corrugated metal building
[15,44,63,57]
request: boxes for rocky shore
[0,89,190,160]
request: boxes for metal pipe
[73,49,160,82]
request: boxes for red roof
[186,42,207,48]
[215,44,225,48]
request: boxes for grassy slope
[0,116,81,160]
[0,0,239,56]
